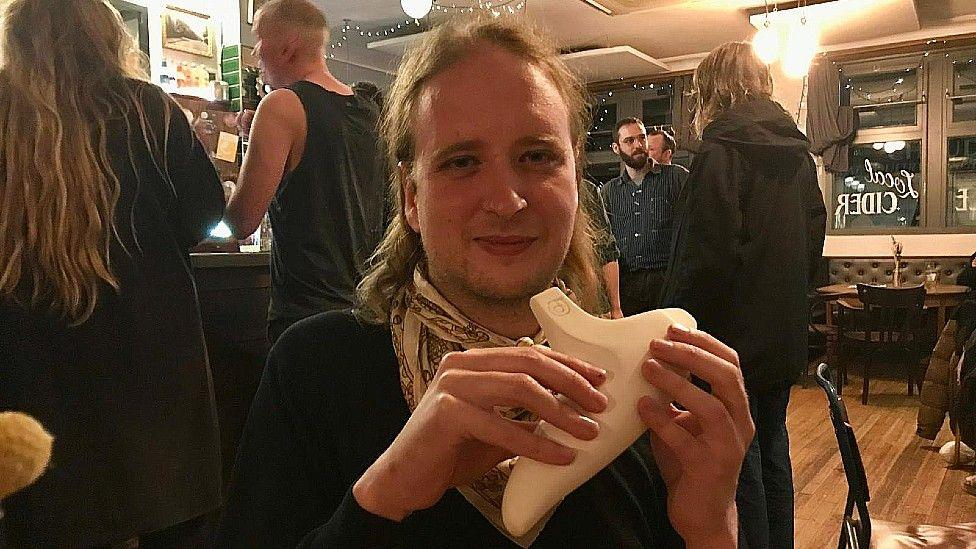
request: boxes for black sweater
[217,310,686,548]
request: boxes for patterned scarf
[390,269,564,547]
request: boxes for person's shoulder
[256,87,304,123]
[665,163,690,175]
[268,310,392,386]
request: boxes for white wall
[824,234,976,258]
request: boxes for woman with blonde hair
[659,42,827,548]
[0,0,224,546]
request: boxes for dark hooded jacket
[659,98,827,393]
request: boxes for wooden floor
[790,370,976,548]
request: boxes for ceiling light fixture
[752,1,779,64]
[753,20,780,65]
[401,0,433,19]
[782,15,818,78]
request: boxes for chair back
[855,284,925,341]
[815,363,872,548]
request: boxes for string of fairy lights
[326,1,526,58]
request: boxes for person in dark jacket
[0,0,224,546]
[659,42,827,549]
[955,252,976,291]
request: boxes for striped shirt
[599,163,688,271]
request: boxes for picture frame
[247,0,271,25]
[161,6,214,58]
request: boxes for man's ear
[610,142,620,155]
[282,35,302,62]
[401,163,421,233]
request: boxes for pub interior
[1,0,976,548]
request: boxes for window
[947,135,976,226]
[832,57,925,232]
[843,68,920,128]
[586,103,617,153]
[829,47,976,234]
[951,58,976,123]
[641,83,674,127]
[832,141,922,229]
[586,162,622,187]
[945,50,976,228]
[584,82,680,171]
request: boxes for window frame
[825,47,976,235]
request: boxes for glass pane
[952,57,976,123]
[947,135,976,226]
[586,102,617,153]
[586,162,621,187]
[842,69,918,128]
[831,140,922,230]
[641,83,673,127]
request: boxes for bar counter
[191,252,270,487]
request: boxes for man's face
[646,133,672,165]
[253,23,293,89]
[612,123,648,170]
[403,45,578,310]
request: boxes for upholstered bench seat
[829,258,970,287]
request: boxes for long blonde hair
[692,41,774,136]
[0,0,165,324]
[357,16,602,322]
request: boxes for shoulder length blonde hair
[691,41,774,137]
[0,0,167,324]
[356,16,603,323]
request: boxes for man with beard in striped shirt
[599,117,688,316]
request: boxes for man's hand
[638,324,753,548]
[353,346,608,521]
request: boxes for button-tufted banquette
[828,258,971,286]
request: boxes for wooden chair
[837,284,926,404]
[815,363,976,548]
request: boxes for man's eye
[521,150,556,164]
[440,156,480,171]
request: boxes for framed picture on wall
[162,6,214,58]
[247,0,271,24]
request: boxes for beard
[620,149,648,170]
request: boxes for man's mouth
[474,235,538,256]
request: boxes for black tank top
[268,81,385,322]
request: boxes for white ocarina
[501,287,696,537]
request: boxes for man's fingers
[638,395,696,461]
[454,399,577,465]
[641,358,736,440]
[667,324,739,368]
[438,369,599,441]
[646,338,750,439]
[441,348,608,414]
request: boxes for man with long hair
[223,0,386,343]
[660,42,828,548]
[219,17,753,548]
[0,0,224,546]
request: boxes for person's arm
[223,88,304,239]
[804,155,827,286]
[603,261,623,318]
[591,183,623,318]
[155,91,224,248]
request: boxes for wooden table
[817,283,971,328]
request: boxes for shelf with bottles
[159,57,222,101]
